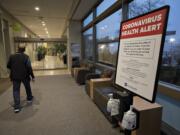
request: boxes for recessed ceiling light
[44,28,47,31]
[42,23,46,26]
[35,6,40,11]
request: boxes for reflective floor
[34,69,70,76]
[32,55,67,70]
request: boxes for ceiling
[0,0,98,38]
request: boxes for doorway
[17,41,67,70]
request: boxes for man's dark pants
[13,79,33,109]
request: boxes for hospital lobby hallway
[32,55,66,70]
[0,74,121,135]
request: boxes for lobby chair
[85,69,114,99]
[94,86,133,124]
[71,61,88,77]
[75,64,95,85]
[94,86,117,123]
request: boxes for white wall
[0,7,37,78]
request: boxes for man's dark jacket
[7,52,34,81]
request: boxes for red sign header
[120,8,168,39]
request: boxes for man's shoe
[14,108,20,113]
[27,96,34,103]
[112,123,119,128]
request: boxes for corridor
[0,75,121,135]
[0,0,179,134]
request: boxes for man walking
[7,45,35,113]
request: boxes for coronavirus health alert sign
[115,6,169,102]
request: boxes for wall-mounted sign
[115,6,169,102]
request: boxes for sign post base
[132,96,162,135]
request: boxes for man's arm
[7,56,11,69]
[26,57,35,79]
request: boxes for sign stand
[132,96,162,135]
[115,6,170,135]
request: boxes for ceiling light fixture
[35,6,40,11]
[42,23,46,26]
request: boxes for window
[83,28,93,60]
[129,0,180,87]
[96,10,122,42]
[98,42,118,66]
[96,10,121,65]
[83,13,93,27]
[129,0,164,18]
[97,0,117,16]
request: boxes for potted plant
[36,46,46,61]
[54,43,67,63]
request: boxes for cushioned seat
[85,73,101,95]
[94,86,133,124]
[94,87,117,123]
[85,69,114,99]
[86,78,112,99]
[75,64,95,85]
[76,69,91,85]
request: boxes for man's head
[18,44,26,53]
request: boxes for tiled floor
[32,55,67,70]
[34,69,70,76]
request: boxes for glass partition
[129,0,180,86]
[83,28,93,60]
[83,13,93,27]
[98,42,118,66]
[96,9,121,65]
[96,10,121,42]
[97,0,117,16]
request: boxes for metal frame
[82,0,132,32]
[81,0,131,67]
[14,37,67,43]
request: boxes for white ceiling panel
[0,0,73,38]
[72,0,99,20]
[0,0,99,38]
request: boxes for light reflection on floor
[32,55,66,70]
[34,69,70,77]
